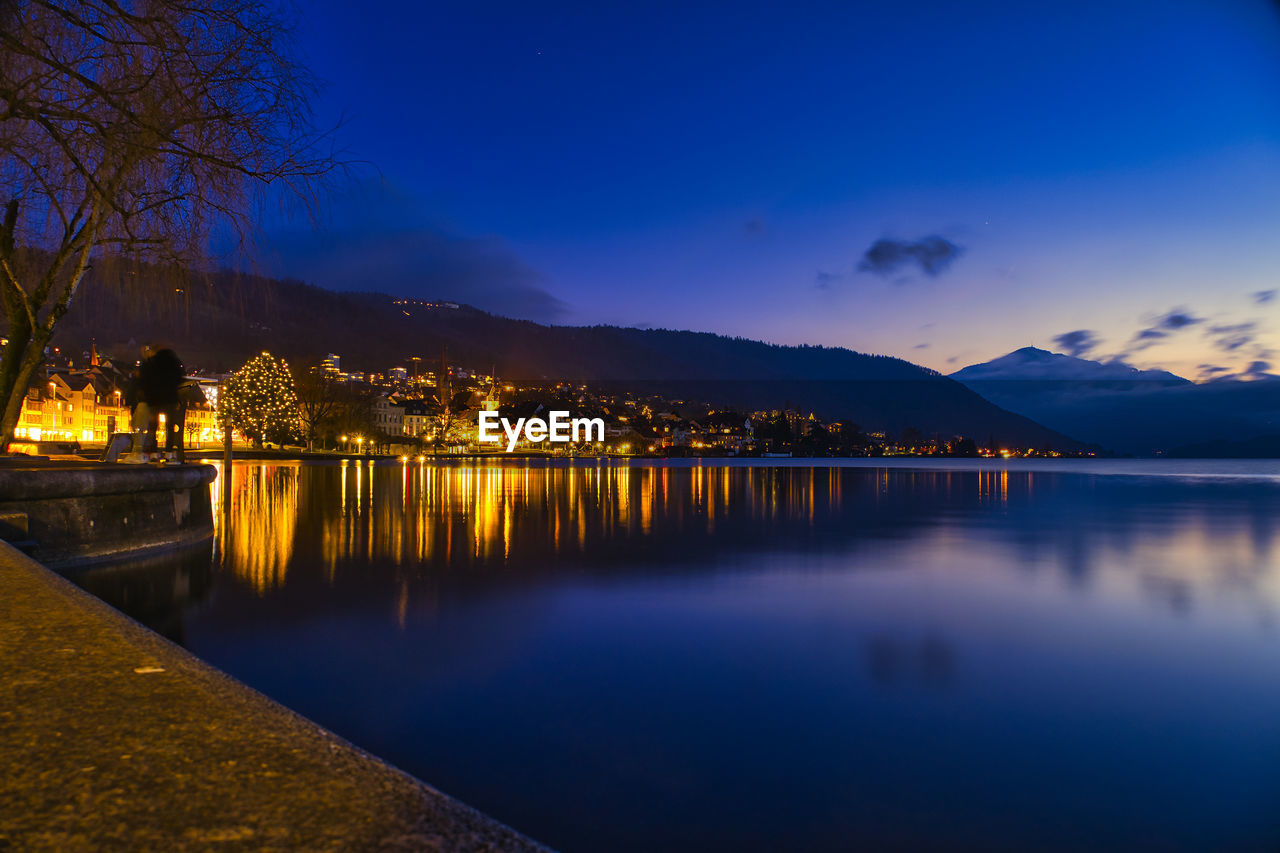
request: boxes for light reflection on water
[164,460,1280,850]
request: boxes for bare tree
[0,0,338,448]
[437,389,473,451]
[294,361,342,450]
[328,382,377,445]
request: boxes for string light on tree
[218,352,302,448]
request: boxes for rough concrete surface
[0,461,216,500]
[0,541,550,852]
[0,462,217,568]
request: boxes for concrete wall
[0,464,216,569]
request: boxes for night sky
[268,0,1280,379]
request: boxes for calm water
[79,459,1280,851]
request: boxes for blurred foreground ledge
[0,460,216,569]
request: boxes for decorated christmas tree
[218,352,302,447]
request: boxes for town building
[13,365,220,447]
[399,399,438,440]
[371,394,405,437]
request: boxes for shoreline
[0,537,550,851]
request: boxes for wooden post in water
[222,424,233,514]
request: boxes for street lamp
[340,434,348,454]
[356,435,364,456]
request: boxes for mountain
[952,348,1280,455]
[1166,433,1280,458]
[31,262,1081,448]
[951,347,1189,386]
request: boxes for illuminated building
[372,395,405,436]
[400,399,438,439]
[13,369,222,446]
[481,378,500,412]
[14,374,123,443]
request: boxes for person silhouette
[138,344,185,463]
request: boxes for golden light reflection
[212,462,300,594]
[975,469,1009,506]
[207,462,1280,623]
[303,461,859,567]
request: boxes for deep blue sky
[270,0,1280,377]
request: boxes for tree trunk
[0,200,99,450]
[0,321,45,452]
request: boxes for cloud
[258,180,567,322]
[1196,364,1232,381]
[1254,289,1276,305]
[1206,321,1258,353]
[857,236,964,279]
[814,270,844,289]
[1195,360,1271,382]
[1051,329,1099,358]
[1124,307,1204,354]
[743,218,767,240]
[913,343,930,349]
[1156,310,1203,330]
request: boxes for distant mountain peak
[947,348,1278,456]
[951,348,1189,384]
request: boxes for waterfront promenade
[0,538,547,851]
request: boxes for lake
[78,458,1280,851]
